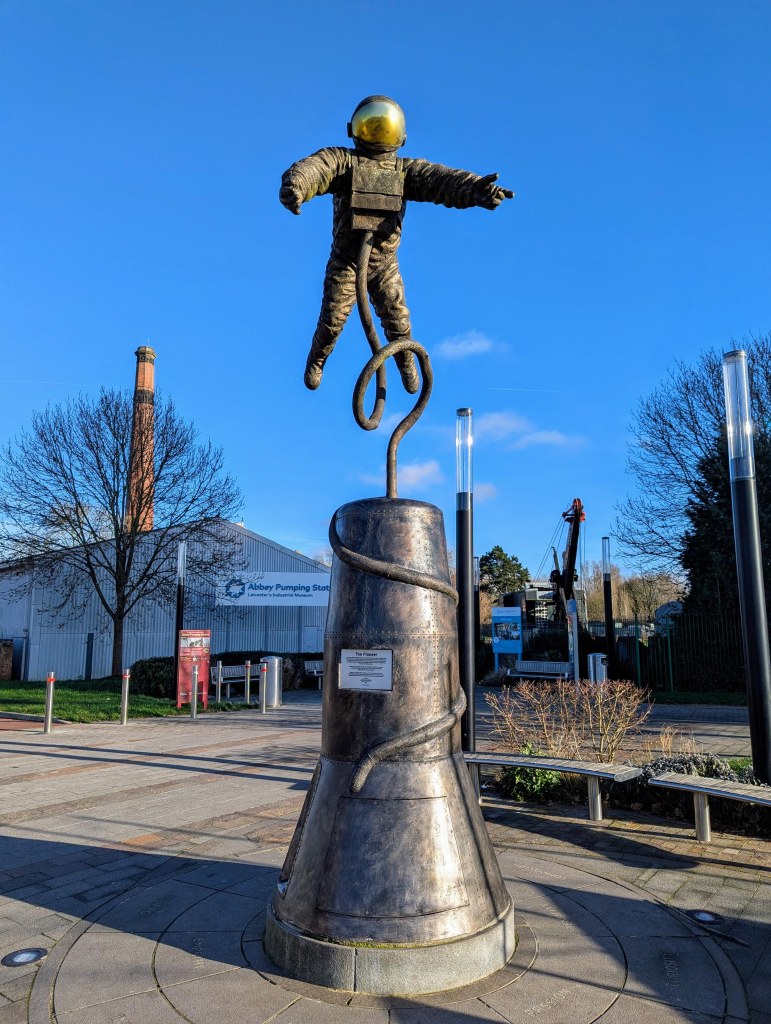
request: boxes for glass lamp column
[723,350,771,783]
[456,409,475,759]
[602,536,615,679]
[173,540,187,691]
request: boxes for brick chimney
[127,346,156,532]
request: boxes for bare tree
[614,333,771,572]
[581,560,681,620]
[0,388,243,676]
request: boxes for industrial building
[0,523,329,681]
[0,346,329,681]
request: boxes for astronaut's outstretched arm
[279,147,350,215]
[403,159,514,211]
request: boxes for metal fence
[591,613,746,692]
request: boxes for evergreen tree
[478,545,530,599]
[680,433,771,610]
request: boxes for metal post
[456,408,479,802]
[245,660,251,704]
[216,660,222,704]
[602,537,615,679]
[567,598,580,680]
[693,792,711,843]
[723,349,771,784]
[120,669,130,726]
[456,409,475,749]
[84,632,94,681]
[473,554,481,654]
[191,664,198,719]
[587,776,602,821]
[260,662,267,714]
[173,540,187,692]
[44,672,54,734]
[634,613,642,688]
[666,615,674,692]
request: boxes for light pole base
[264,901,515,996]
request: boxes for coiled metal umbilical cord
[329,508,463,794]
[354,230,432,500]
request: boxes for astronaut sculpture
[266,98,516,997]
[280,95,513,397]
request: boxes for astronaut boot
[304,328,336,390]
[394,348,420,395]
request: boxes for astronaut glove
[279,184,303,215]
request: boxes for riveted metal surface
[267,498,513,991]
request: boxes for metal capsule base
[264,498,514,995]
[264,754,515,995]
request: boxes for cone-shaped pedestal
[265,498,514,995]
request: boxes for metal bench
[209,662,254,702]
[649,772,771,842]
[305,660,324,690]
[505,660,572,681]
[465,752,641,821]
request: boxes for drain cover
[688,910,725,925]
[1,948,48,967]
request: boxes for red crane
[550,498,585,622]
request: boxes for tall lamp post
[602,536,615,679]
[173,540,187,690]
[456,409,475,763]
[723,350,771,784]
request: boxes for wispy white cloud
[375,411,406,434]
[475,482,498,503]
[436,330,496,360]
[475,411,532,440]
[399,460,445,489]
[510,430,585,450]
[359,460,445,492]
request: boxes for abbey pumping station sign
[216,572,330,607]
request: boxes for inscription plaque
[339,649,393,691]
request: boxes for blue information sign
[491,606,523,669]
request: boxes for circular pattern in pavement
[30,849,747,1024]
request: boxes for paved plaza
[0,692,767,1023]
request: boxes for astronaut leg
[305,252,357,390]
[368,255,420,395]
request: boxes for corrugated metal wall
[0,525,329,680]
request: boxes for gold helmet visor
[351,100,406,147]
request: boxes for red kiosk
[176,629,211,709]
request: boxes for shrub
[130,657,174,698]
[495,743,566,802]
[485,679,650,763]
[606,753,771,837]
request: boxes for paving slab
[0,696,766,1024]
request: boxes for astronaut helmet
[348,96,406,151]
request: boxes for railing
[518,612,747,693]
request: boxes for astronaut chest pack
[349,154,404,234]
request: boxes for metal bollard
[44,672,55,734]
[244,660,251,705]
[120,669,130,726]
[587,776,603,821]
[694,792,712,843]
[216,660,222,704]
[260,662,267,714]
[191,665,198,720]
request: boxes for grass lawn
[0,677,246,723]
[650,691,748,706]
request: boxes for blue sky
[2,1,770,575]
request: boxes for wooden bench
[465,752,641,821]
[305,660,324,690]
[649,772,771,842]
[505,660,572,681]
[209,662,255,702]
